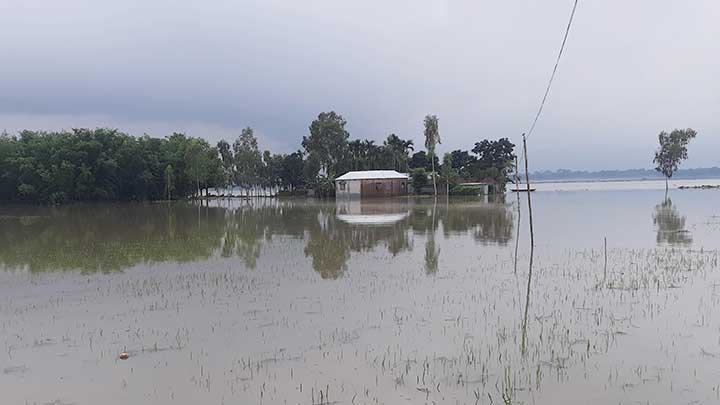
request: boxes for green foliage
[472,138,515,170]
[409,151,438,171]
[302,111,349,178]
[216,139,234,187]
[653,128,697,181]
[410,168,429,192]
[233,127,262,189]
[280,151,306,190]
[449,184,484,196]
[441,152,458,191]
[384,134,414,172]
[423,115,441,154]
[0,128,223,203]
[0,113,521,202]
[423,114,441,195]
[448,150,477,178]
[308,175,335,198]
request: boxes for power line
[525,0,580,139]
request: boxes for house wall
[336,179,361,197]
[359,178,408,197]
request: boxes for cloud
[0,0,717,170]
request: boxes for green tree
[423,115,441,195]
[384,134,414,172]
[164,164,175,200]
[302,111,349,179]
[410,168,429,193]
[280,151,305,190]
[0,128,224,203]
[233,127,262,194]
[216,140,234,188]
[449,149,477,178]
[409,151,437,172]
[653,128,697,192]
[441,152,458,195]
[471,138,516,192]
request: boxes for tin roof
[335,170,409,181]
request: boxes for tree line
[0,111,517,203]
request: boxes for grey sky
[0,0,718,170]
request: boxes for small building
[457,182,492,195]
[335,170,409,198]
[456,177,499,195]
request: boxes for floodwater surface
[1,185,719,404]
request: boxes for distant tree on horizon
[653,128,697,192]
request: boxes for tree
[302,111,349,179]
[216,140,234,188]
[185,137,213,197]
[233,127,262,194]
[653,128,697,192]
[449,150,477,178]
[280,151,305,190]
[384,134,414,172]
[409,151,434,171]
[423,115,441,195]
[0,128,224,203]
[441,152,458,195]
[410,168,429,192]
[164,164,174,200]
[471,138,516,192]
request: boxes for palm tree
[363,140,378,169]
[384,134,415,172]
[348,140,363,170]
[423,115,441,195]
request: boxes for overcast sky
[0,0,718,170]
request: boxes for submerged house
[335,170,409,198]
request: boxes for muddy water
[1,188,719,404]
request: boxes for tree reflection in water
[652,198,692,246]
[0,197,515,278]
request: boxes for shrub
[449,185,484,196]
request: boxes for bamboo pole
[520,134,535,356]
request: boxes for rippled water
[1,186,719,404]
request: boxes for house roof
[335,170,409,181]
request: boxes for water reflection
[652,198,692,246]
[0,198,515,276]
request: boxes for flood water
[1,183,719,404]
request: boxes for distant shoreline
[529,167,720,183]
[530,177,720,185]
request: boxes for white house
[335,170,409,198]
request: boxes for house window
[339,181,346,191]
[375,182,383,191]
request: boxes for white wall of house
[336,179,361,197]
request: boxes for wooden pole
[513,155,521,274]
[520,134,535,356]
[523,135,535,253]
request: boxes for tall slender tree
[423,115,441,195]
[233,127,262,194]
